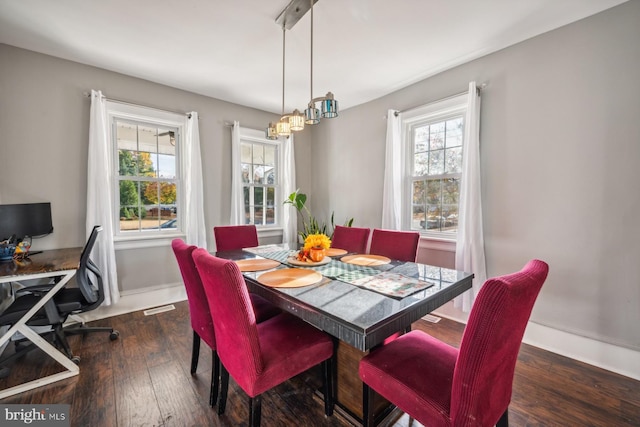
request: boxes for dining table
[215,244,474,425]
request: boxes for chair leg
[218,363,229,416]
[249,395,262,427]
[209,350,220,407]
[53,324,74,360]
[322,358,334,417]
[64,324,116,337]
[191,330,201,375]
[362,383,376,427]
[496,408,509,427]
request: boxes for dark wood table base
[333,341,399,425]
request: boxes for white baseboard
[76,283,187,323]
[523,321,640,381]
[433,305,640,381]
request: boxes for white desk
[0,248,82,400]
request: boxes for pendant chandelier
[266,0,338,140]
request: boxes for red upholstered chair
[359,259,549,427]
[213,224,259,251]
[191,248,335,427]
[369,228,420,262]
[331,225,370,254]
[171,239,280,407]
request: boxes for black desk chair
[0,225,119,371]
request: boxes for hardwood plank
[130,312,175,368]
[69,338,116,427]
[147,359,214,426]
[112,334,164,427]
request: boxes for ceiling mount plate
[275,0,319,30]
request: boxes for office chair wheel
[109,330,120,341]
[71,356,81,365]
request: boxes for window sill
[114,232,185,250]
[257,227,283,239]
[418,235,456,252]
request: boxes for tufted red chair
[213,225,259,251]
[191,249,335,427]
[368,228,420,262]
[331,225,371,254]
[359,259,549,427]
[171,239,280,407]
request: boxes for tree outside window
[115,121,178,232]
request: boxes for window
[238,127,282,227]
[402,93,467,238]
[106,102,186,238]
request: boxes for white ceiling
[0,0,627,114]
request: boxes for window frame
[238,127,284,230]
[105,101,187,247]
[401,93,468,241]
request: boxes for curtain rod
[83,91,196,119]
[394,83,486,117]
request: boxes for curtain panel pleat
[454,81,487,312]
[382,110,402,230]
[230,121,244,226]
[87,90,120,306]
[282,134,297,246]
[184,112,207,249]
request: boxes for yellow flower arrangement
[303,233,332,251]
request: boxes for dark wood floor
[1,300,638,426]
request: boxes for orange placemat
[326,248,348,257]
[341,254,391,266]
[235,258,281,272]
[257,268,323,288]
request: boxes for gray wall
[1,1,638,351]
[0,43,312,292]
[312,1,640,351]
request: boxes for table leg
[0,270,80,399]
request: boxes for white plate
[286,256,331,267]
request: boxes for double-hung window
[402,93,467,239]
[239,127,282,227]
[106,102,186,238]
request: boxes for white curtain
[454,81,487,312]
[282,134,297,246]
[184,112,207,248]
[382,110,402,230]
[87,90,119,306]
[230,121,244,225]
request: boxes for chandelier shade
[289,109,305,131]
[304,104,320,124]
[276,117,291,137]
[320,92,338,118]
[266,122,278,140]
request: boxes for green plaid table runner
[251,249,295,264]
[246,248,432,298]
